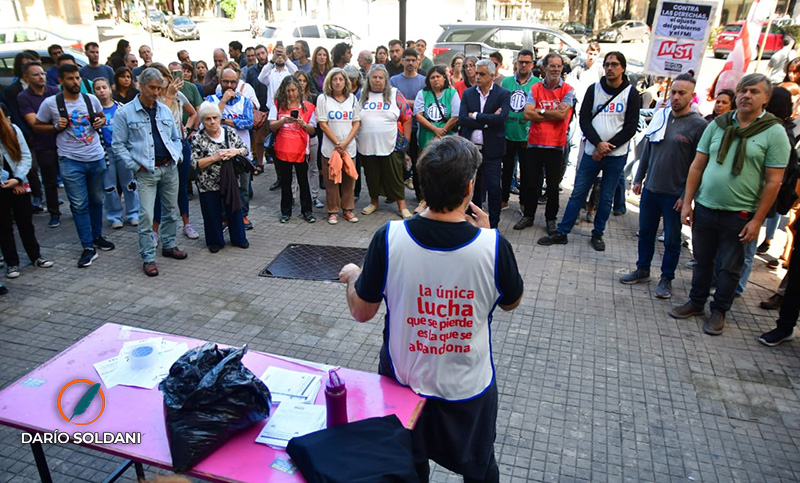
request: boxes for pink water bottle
[325,369,348,428]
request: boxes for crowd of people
[0,36,799,340]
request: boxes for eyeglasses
[603,62,621,68]
[517,60,532,65]
[403,59,417,63]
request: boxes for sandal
[253,165,265,176]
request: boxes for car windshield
[261,27,278,39]
[173,17,192,26]
[440,27,495,43]
[724,25,743,33]
[608,21,627,28]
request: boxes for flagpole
[754,15,773,72]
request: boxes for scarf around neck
[713,110,781,175]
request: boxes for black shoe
[669,301,704,319]
[78,249,98,268]
[538,233,568,246]
[0,284,7,295]
[538,195,547,205]
[513,217,533,230]
[620,268,650,284]
[32,205,45,214]
[758,327,796,346]
[546,220,558,235]
[92,236,115,251]
[234,241,250,249]
[590,233,605,251]
[269,180,281,191]
[760,293,783,310]
[756,240,770,254]
[208,244,222,253]
[280,215,290,223]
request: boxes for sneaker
[48,216,60,228]
[303,213,317,223]
[758,327,796,347]
[590,233,605,251]
[546,220,558,235]
[767,258,780,268]
[6,266,20,279]
[243,216,254,230]
[342,211,358,223]
[414,200,427,214]
[32,205,45,215]
[129,218,139,227]
[668,301,704,319]
[620,268,650,284]
[361,204,379,215]
[111,221,124,229]
[400,208,413,219]
[538,195,547,205]
[513,217,534,230]
[538,233,568,246]
[760,293,783,310]
[78,249,98,268]
[509,186,520,195]
[183,224,200,239]
[704,311,726,335]
[657,233,665,242]
[685,259,697,268]
[314,198,325,208]
[92,236,115,251]
[327,213,339,224]
[501,202,510,211]
[280,215,290,223]
[655,277,672,299]
[404,178,414,190]
[756,240,770,254]
[34,258,54,268]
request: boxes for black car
[559,22,594,43]
[432,22,584,70]
[0,47,88,89]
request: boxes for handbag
[253,109,267,128]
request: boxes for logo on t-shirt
[425,104,444,122]
[510,89,527,112]
[70,109,94,145]
[327,109,354,120]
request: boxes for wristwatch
[539,108,546,115]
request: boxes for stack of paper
[260,366,321,404]
[93,337,188,389]
[255,402,326,448]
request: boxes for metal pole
[754,15,773,72]
[399,0,407,44]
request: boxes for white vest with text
[585,83,633,157]
[383,220,501,401]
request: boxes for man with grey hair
[458,58,511,228]
[132,45,152,82]
[357,49,373,78]
[113,67,187,277]
[203,48,228,96]
[124,53,139,72]
[670,73,789,336]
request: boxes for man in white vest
[339,136,523,483]
[538,51,640,251]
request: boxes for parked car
[432,22,585,71]
[712,21,786,59]
[0,46,88,88]
[596,20,650,43]
[144,8,165,32]
[258,21,366,56]
[0,27,82,51]
[162,16,200,41]
[559,21,594,43]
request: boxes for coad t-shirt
[316,93,361,158]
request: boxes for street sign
[644,0,720,77]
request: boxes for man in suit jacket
[459,59,511,228]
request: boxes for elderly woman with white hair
[191,101,250,253]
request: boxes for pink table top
[0,323,425,482]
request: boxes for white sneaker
[111,221,123,229]
[183,224,200,239]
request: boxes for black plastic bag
[159,343,272,473]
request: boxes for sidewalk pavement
[1,166,799,483]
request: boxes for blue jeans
[637,189,682,280]
[557,153,626,236]
[198,191,247,248]
[613,171,626,214]
[153,143,191,224]
[690,204,750,314]
[765,213,781,241]
[735,239,758,295]
[136,163,179,262]
[103,150,139,224]
[59,156,106,249]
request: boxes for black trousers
[409,127,421,201]
[502,140,526,203]
[27,149,42,203]
[276,159,312,216]
[35,148,61,216]
[0,190,41,267]
[778,228,800,330]
[525,147,564,221]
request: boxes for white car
[0,27,83,51]
[257,21,367,57]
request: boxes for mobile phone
[171,69,182,80]
[290,109,299,119]
[276,40,283,47]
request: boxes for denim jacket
[0,124,32,185]
[111,95,183,173]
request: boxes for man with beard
[386,39,404,77]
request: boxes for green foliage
[708,25,725,49]
[785,24,800,41]
[220,0,236,18]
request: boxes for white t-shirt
[357,88,400,156]
[316,93,361,158]
[36,93,105,162]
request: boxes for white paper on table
[93,339,189,389]
[255,403,326,448]
[260,366,321,404]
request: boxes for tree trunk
[263,0,274,21]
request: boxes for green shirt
[420,57,434,74]
[695,111,790,212]
[501,74,541,142]
[180,81,202,125]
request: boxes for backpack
[55,92,96,130]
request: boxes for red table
[0,323,425,482]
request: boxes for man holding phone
[670,73,789,336]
